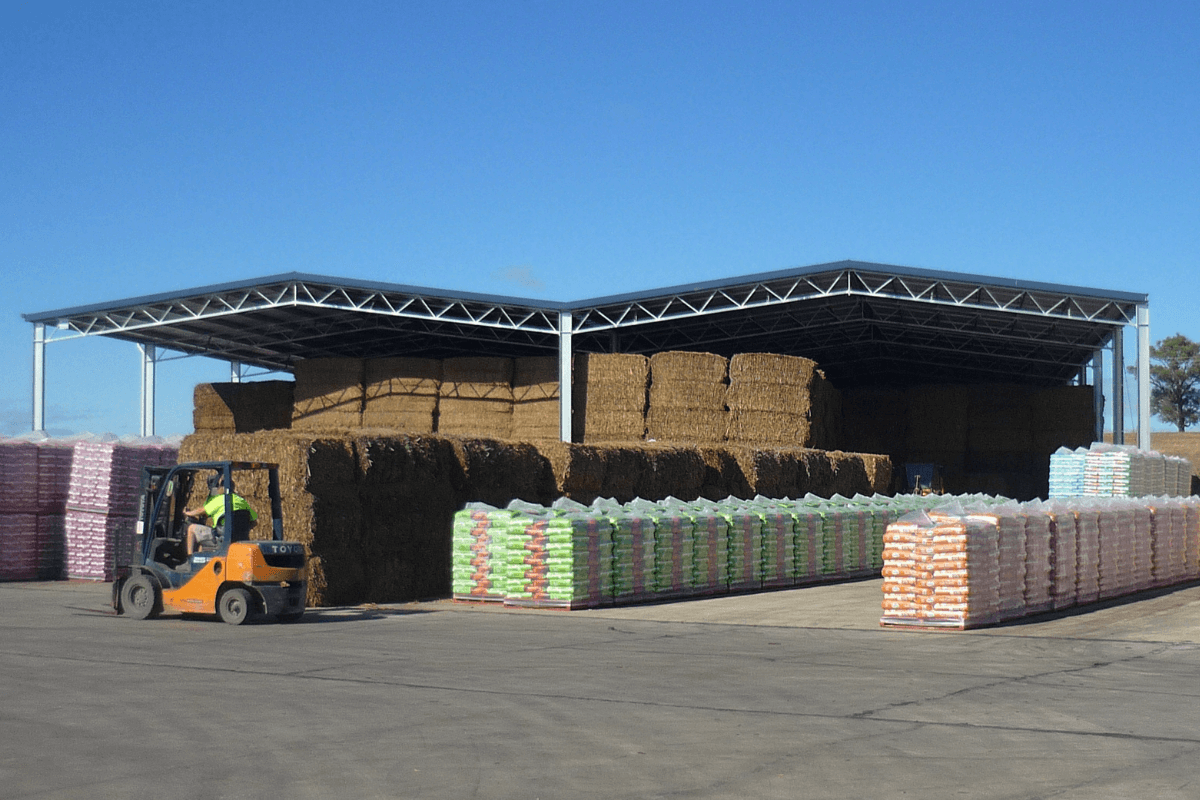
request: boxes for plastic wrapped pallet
[923,515,1001,626]
[1074,506,1101,604]
[628,499,695,599]
[63,438,178,581]
[721,504,763,592]
[785,503,822,584]
[451,504,513,602]
[965,503,1026,621]
[1038,500,1079,609]
[1048,447,1088,498]
[1128,501,1154,591]
[1021,507,1053,614]
[504,511,613,609]
[748,500,796,589]
[608,510,657,604]
[1184,498,1200,579]
[682,503,730,595]
[0,514,38,581]
[880,511,933,622]
[1096,501,1134,598]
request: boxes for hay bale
[725,410,810,446]
[534,441,605,502]
[573,353,648,443]
[292,358,365,430]
[725,353,840,449]
[361,358,441,432]
[194,381,294,433]
[828,452,870,497]
[448,437,556,507]
[437,357,514,439]
[637,444,706,501]
[859,453,894,494]
[698,446,752,501]
[728,353,817,384]
[510,356,563,441]
[646,351,728,444]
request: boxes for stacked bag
[452,492,902,608]
[881,494,1200,629]
[1051,444,1192,498]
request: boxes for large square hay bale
[292,358,365,430]
[194,381,294,433]
[438,357,514,439]
[724,353,840,449]
[647,351,728,443]
[573,353,648,443]
[361,358,441,432]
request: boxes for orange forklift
[112,461,307,625]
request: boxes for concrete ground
[3,578,1200,799]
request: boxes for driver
[184,473,257,555]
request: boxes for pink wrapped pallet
[1184,499,1200,579]
[1097,503,1133,598]
[37,513,64,580]
[1040,501,1079,610]
[967,504,1026,622]
[64,439,178,582]
[0,440,39,513]
[1074,507,1101,604]
[1022,510,1053,614]
[1129,502,1154,591]
[0,514,39,581]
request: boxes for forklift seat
[228,509,256,543]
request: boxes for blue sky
[3,1,1198,438]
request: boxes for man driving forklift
[183,473,257,555]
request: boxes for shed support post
[32,323,46,433]
[1137,303,1151,450]
[559,311,573,443]
[1112,327,1124,445]
[231,362,243,383]
[140,344,156,438]
[1093,350,1104,444]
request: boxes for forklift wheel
[218,587,254,625]
[121,575,161,620]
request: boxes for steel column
[231,361,243,383]
[559,311,573,443]
[1137,303,1151,449]
[32,323,46,433]
[140,344,156,438]
[1112,327,1124,445]
[1093,350,1104,443]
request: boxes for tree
[1145,334,1200,432]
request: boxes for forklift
[112,461,307,625]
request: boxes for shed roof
[24,259,1145,389]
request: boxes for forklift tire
[218,587,255,625]
[121,574,161,620]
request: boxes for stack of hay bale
[438,357,514,440]
[646,351,729,443]
[510,356,561,441]
[361,357,441,432]
[572,353,648,443]
[292,358,365,430]
[726,354,815,447]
